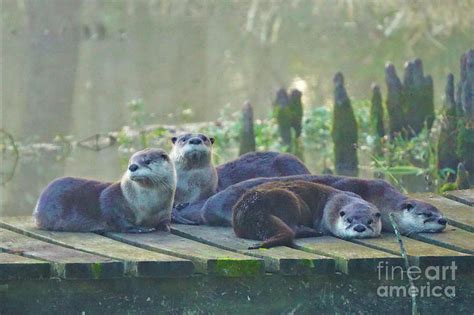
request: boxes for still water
[1,1,471,215]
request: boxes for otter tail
[232,188,299,249]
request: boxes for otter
[169,133,218,207]
[216,151,310,190]
[33,148,176,233]
[178,175,447,235]
[232,180,382,249]
[171,151,309,224]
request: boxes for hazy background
[1,0,473,215]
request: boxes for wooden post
[331,72,358,176]
[437,74,459,181]
[239,102,256,155]
[402,58,434,136]
[385,63,405,137]
[274,88,292,147]
[288,89,303,138]
[456,50,474,182]
[370,84,385,138]
[455,163,471,190]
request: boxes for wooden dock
[1,189,473,314]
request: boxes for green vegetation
[117,97,451,192]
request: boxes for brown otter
[171,151,309,223]
[216,151,310,190]
[178,174,447,235]
[33,148,176,232]
[232,180,382,249]
[169,133,218,206]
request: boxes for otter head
[125,148,176,189]
[169,133,215,168]
[388,199,447,235]
[327,194,382,239]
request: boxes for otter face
[393,199,447,235]
[170,133,214,164]
[333,202,382,239]
[127,148,176,187]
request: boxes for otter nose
[353,225,366,233]
[189,138,202,145]
[438,218,447,225]
[128,164,139,172]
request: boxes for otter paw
[156,223,171,232]
[127,227,156,233]
[248,243,263,250]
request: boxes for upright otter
[169,133,218,206]
[182,175,446,235]
[172,151,309,223]
[33,148,176,232]
[233,180,382,249]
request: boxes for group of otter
[34,133,447,249]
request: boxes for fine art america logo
[376,261,457,298]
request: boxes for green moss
[91,263,103,279]
[440,182,457,193]
[212,259,262,277]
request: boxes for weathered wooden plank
[294,236,403,274]
[0,228,123,279]
[353,233,474,272]
[0,217,194,278]
[106,231,265,276]
[0,253,51,280]
[444,189,474,206]
[172,225,334,275]
[411,193,474,232]
[410,226,474,255]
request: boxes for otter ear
[209,137,215,144]
[171,137,177,144]
[401,201,415,211]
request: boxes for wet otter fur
[172,151,309,224]
[232,180,382,249]
[33,148,176,232]
[216,151,310,190]
[170,133,218,206]
[181,175,447,235]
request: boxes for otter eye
[144,159,152,165]
[160,154,168,160]
[339,211,345,217]
[422,212,432,217]
[209,137,215,144]
[404,204,414,211]
[375,213,381,218]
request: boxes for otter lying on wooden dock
[33,148,176,233]
[175,171,447,235]
[233,180,382,249]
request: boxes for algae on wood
[0,216,195,278]
[294,236,401,274]
[172,225,334,275]
[106,231,264,276]
[0,228,123,279]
